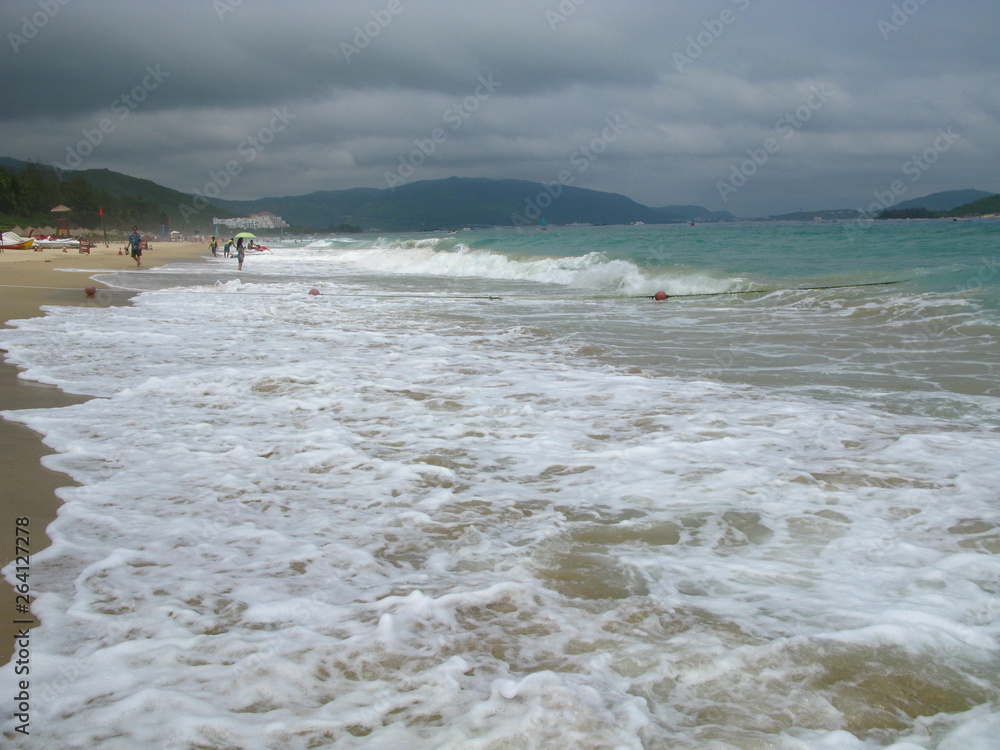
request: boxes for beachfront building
[213,211,289,233]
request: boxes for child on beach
[210,236,218,256]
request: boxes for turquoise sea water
[459,219,998,285]
[2,219,999,748]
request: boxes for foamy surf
[2,221,999,748]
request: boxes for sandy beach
[0,239,210,663]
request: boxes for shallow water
[2,220,999,748]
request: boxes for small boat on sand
[0,231,35,250]
[32,236,81,249]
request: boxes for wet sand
[0,240,210,663]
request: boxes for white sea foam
[215,238,742,297]
[2,229,999,748]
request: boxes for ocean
[2,219,999,749]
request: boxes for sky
[1,0,998,218]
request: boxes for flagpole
[100,207,108,247]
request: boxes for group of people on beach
[210,235,256,270]
[123,228,258,272]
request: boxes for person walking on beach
[236,241,245,271]
[223,238,232,258]
[126,226,142,268]
[210,235,218,256]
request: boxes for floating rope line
[0,276,911,303]
[192,277,913,302]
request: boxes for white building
[212,211,289,231]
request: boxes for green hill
[0,158,234,232]
[944,194,1000,217]
[767,190,997,222]
[76,168,238,228]
[893,189,993,212]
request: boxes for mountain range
[1,157,731,230]
[213,179,990,230]
[2,156,997,230]
[211,177,733,231]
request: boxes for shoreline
[0,240,211,664]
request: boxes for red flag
[99,208,104,216]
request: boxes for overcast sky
[2,0,998,217]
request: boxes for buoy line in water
[0,282,503,301]
[639,277,915,301]
[0,276,913,302]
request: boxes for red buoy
[84,285,97,296]
[654,291,668,301]
[308,288,320,296]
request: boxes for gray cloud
[2,0,998,217]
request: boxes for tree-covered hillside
[0,160,233,233]
[945,194,1000,217]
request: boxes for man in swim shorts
[127,226,142,268]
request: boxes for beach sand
[0,239,211,663]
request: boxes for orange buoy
[654,291,668,301]
[308,288,320,296]
[84,285,97,296]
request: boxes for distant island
[767,189,998,222]
[929,192,1000,218]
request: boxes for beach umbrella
[234,232,256,239]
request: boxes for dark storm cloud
[2,0,998,216]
